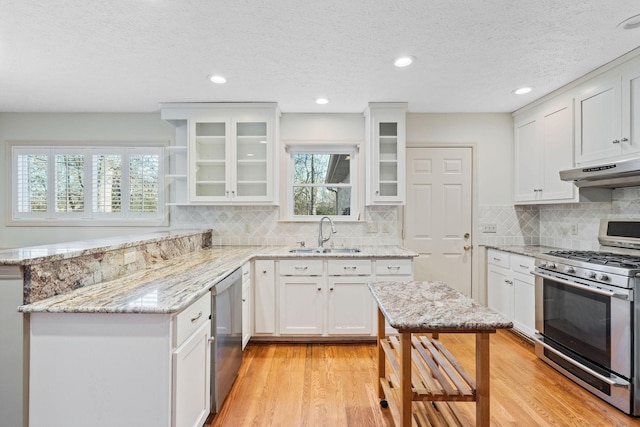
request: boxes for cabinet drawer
[375,258,412,276]
[487,249,510,268]
[327,259,372,276]
[279,259,323,276]
[174,292,211,348]
[510,254,534,276]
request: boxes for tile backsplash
[170,205,401,247]
[171,187,640,251]
[479,187,640,250]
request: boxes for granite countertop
[368,281,513,332]
[19,245,417,315]
[483,244,560,258]
[0,229,209,265]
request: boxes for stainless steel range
[533,219,639,415]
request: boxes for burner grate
[546,250,640,269]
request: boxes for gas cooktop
[545,250,640,269]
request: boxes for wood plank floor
[206,331,640,426]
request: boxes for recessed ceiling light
[394,56,415,68]
[512,87,533,95]
[208,75,226,84]
[316,97,329,105]
[618,13,640,30]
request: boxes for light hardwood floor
[207,331,640,426]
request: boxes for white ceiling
[2,1,640,114]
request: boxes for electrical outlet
[480,224,497,233]
[382,222,390,233]
[123,250,136,265]
[569,224,578,235]
[367,222,378,233]
[244,222,251,233]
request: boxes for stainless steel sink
[321,248,361,254]
[288,248,360,254]
[288,248,318,254]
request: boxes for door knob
[463,245,473,251]
[464,232,470,239]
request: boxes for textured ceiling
[2,1,640,113]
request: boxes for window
[11,144,165,225]
[287,145,359,220]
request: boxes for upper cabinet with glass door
[364,102,407,205]
[161,103,279,205]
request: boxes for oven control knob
[587,271,597,279]
[540,261,548,268]
[564,266,575,274]
[598,274,609,281]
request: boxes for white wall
[407,113,514,205]
[0,113,175,248]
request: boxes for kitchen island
[369,281,512,427]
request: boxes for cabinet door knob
[613,139,621,144]
[622,137,629,142]
[463,245,473,251]
[317,287,322,291]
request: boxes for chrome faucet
[317,216,337,249]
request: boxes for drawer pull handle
[343,266,357,271]
[386,266,400,271]
[519,264,529,268]
[493,257,501,261]
[294,266,308,271]
[191,311,203,323]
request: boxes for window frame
[285,143,361,222]
[8,141,167,226]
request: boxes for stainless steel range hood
[560,157,640,188]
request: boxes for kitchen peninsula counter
[368,280,512,427]
[16,244,417,314]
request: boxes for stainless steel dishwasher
[211,267,243,414]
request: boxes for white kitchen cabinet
[253,259,276,335]
[513,96,577,204]
[326,259,373,335]
[279,259,324,335]
[28,291,212,427]
[486,249,535,339]
[574,56,640,165]
[365,102,407,205]
[172,321,211,427]
[241,262,252,349]
[510,254,535,338]
[160,103,279,205]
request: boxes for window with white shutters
[10,144,166,225]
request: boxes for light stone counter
[483,244,561,258]
[0,229,210,265]
[19,245,417,314]
[368,280,513,331]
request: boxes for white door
[403,147,473,296]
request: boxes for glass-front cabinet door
[185,104,277,204]
[365,103,407,205]
[193,121,228,200]
[234,121,269,199]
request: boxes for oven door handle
[536,338,629,388]
[532,271,627,299]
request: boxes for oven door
[533,269,632,412]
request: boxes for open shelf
[378,333,477,426]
